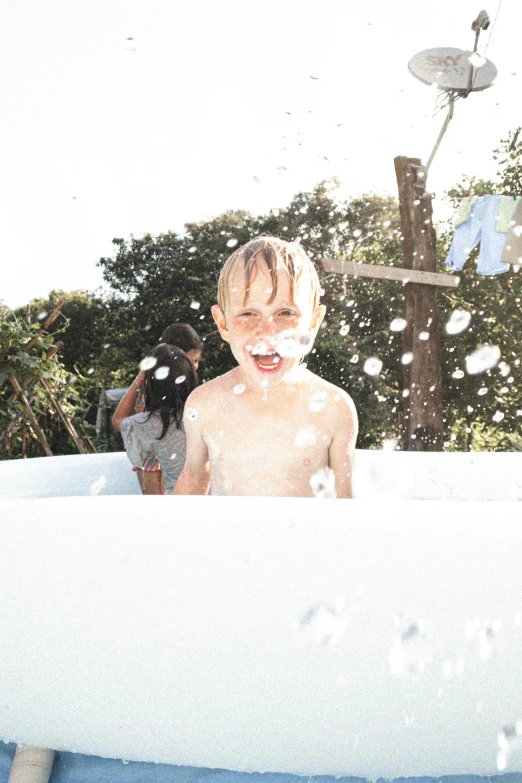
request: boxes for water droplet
[452,369,464,379]
[37,310,48,321]
[295,426,316,447]
[478,387,488,396]
[466,344,501,375]
[446,309,471,335]
[299,602,349,646]
[68,374,78,384]
[87,368,94,375]
[310,391,327,412]
[389,317,407,332]
[103,343,110,349]
[169,453,177,460]
[339,324,350,336]
[89,476,107,495]
[122,760,130,765]
[310,467,336,498]
[469,52,486,68]
[499,361,511,377]
[175,375,186,384]
[389,617,433,681]
[143,324,152,331]
[186,408,198,421]
[350,354,359,364]
[226,238,238,248]
[498,721,522,770]
[154,366,170,380]
[190,301,200,310]
[233,384,246,395]
[363,357,382,376]
[140,357,157,371]
[188,246,197,253]
[492,410,505,423]
[419,331,429,340]
[352,229,362,238]
[401,352,413,365]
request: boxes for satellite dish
[408,47,497,92]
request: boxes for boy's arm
[174,392,210,495]
[328,392,358,499]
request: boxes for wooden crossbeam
[320,257,460,288]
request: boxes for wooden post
[394,156,444,451]
[8,746,55,783]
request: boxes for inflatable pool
[0,451,521,779]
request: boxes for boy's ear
[311,304,326,334]
[211,304,230,343]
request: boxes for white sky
[1,0,521,309]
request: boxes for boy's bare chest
[204,395,332,477]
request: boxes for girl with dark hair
[160,323,203,370]
[112,344,198,494]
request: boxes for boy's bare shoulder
[185,369,242,410]
[305,371,358,426]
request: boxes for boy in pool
[174,236,358,498]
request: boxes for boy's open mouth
[248,343,283,373]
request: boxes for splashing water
[185,408,198,421]
[466,344,501,375]
[309,391,327,412]
[295,426,316,447]
[339,324,350,336]
[363,357,383,376]
[89,476,107,496]
[446,309,472,335]
[154,366,170,380]
[226,238,238,248]
[175,375,186,384]
[401,352,413,365]
[140,357,157,372]
[389,617,433,681]
[274,329,313,358]
[452,370,464,379]
[190,301,200,310]
[497,721,522,771]
[492,410,505,423]
[499,361,511,377]
[233,384,246,395]
[389,317,407,332]
[310,467,336,498]
[299,601,349,646]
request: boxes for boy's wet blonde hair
[217,236,321,313]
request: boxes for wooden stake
[24,300,65,354]
[39,377,89,454]
[394,156,444,451]
[8,374,53,457]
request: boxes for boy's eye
[279,309,296,317]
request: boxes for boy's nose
[256,316,277,338]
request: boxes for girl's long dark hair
[142,343,198,439]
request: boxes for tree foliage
[8,126,522,454]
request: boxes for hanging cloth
[501,198,522,266]
[445,195,511,276]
